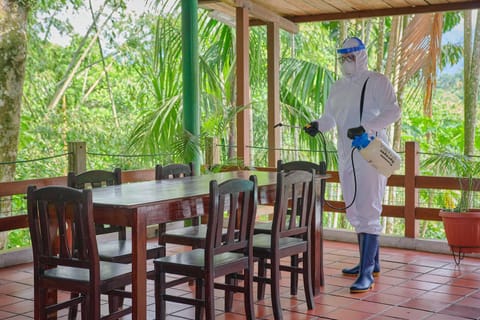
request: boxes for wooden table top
[92,170,278,207]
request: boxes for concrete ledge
[323,228,480,260]
[324,228,451,254]
[0,247,32,268]
[1,228,477,268]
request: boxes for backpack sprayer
[346,126,401,178]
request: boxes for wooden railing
[0,169,155,233]
[1,141,479,241]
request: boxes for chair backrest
[272,170,315,242]
[27,185,99,276]
[156,163,197,227]
[67,168,124,237]
[67,168,122,189]
[277,159,326,174]
[155,163,194,180]
[205,175,258,261]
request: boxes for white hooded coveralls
[314,38,401,234]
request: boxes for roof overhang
[200,0,480,32]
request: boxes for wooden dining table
[91,170,328,320]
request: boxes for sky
[49,0,150,46]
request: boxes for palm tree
[128,4,242,166]
[463,9,480,157]
[128,4,338,168]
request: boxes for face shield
[337,37,367,76]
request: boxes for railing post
[68,141,86,174]
[205,137,220,170]
[404,141,420,238]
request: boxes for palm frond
[395,13,443,114]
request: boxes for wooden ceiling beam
[287,1,480,23]
[232,0,299,33]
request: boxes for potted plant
[424,152,480,265]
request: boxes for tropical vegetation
[0,0,479,249]
[425,152,480,212]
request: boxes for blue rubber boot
[350,233,378,293]
[342,234,380,277]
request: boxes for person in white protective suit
[304,37,401,293]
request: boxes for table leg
[311,179,326,295]
[132,213,147,320]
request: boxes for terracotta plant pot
[440,210,480,264]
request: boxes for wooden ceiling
[200,0,480,32]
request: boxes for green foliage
[5,230,31,249]
[424,152,480,212]
[419,221,445,239]
[440,43,463,70]
[443,11,462,33]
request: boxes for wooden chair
[68,169,165,311]
[157,163,241,250]
[68,169,126,242]
[252,169,316,320]
[254,160,325,233]
[27,185,132,320]
[154,163,199,246]
[254,160,326,289]
[154,175,258,320]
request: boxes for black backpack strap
[360,78,369,123]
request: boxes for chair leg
[243,262,255,320]
[290,255,299,295]
[155,266,167,320]
[205,274,215,320]
[84,292,93,320]
[195,278,204,320]
[108,286,124,314]
[186,245,201,287]
[271,256,283,320]
[46,288,58,320]
[319,227,325,286]
[37,286,47,320]
[68,292,79,320]
[224,273,236,312]
[158,223,166,245]
[87,287,101,320]
[80,297,88,320]
[257,258,266,300]
[302,250,314,309]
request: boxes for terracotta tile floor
[1,240,480,319]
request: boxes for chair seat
[161,225,238,247]
[254,215,294,235]
[253,221,272,234]
[98,240,164,263]
[156,249,247,267]
[44,261,131,283]
[252,233,307,253]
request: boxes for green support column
[182,0,201,175]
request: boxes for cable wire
[316,130,358,211]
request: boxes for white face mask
[341,61,356,76]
